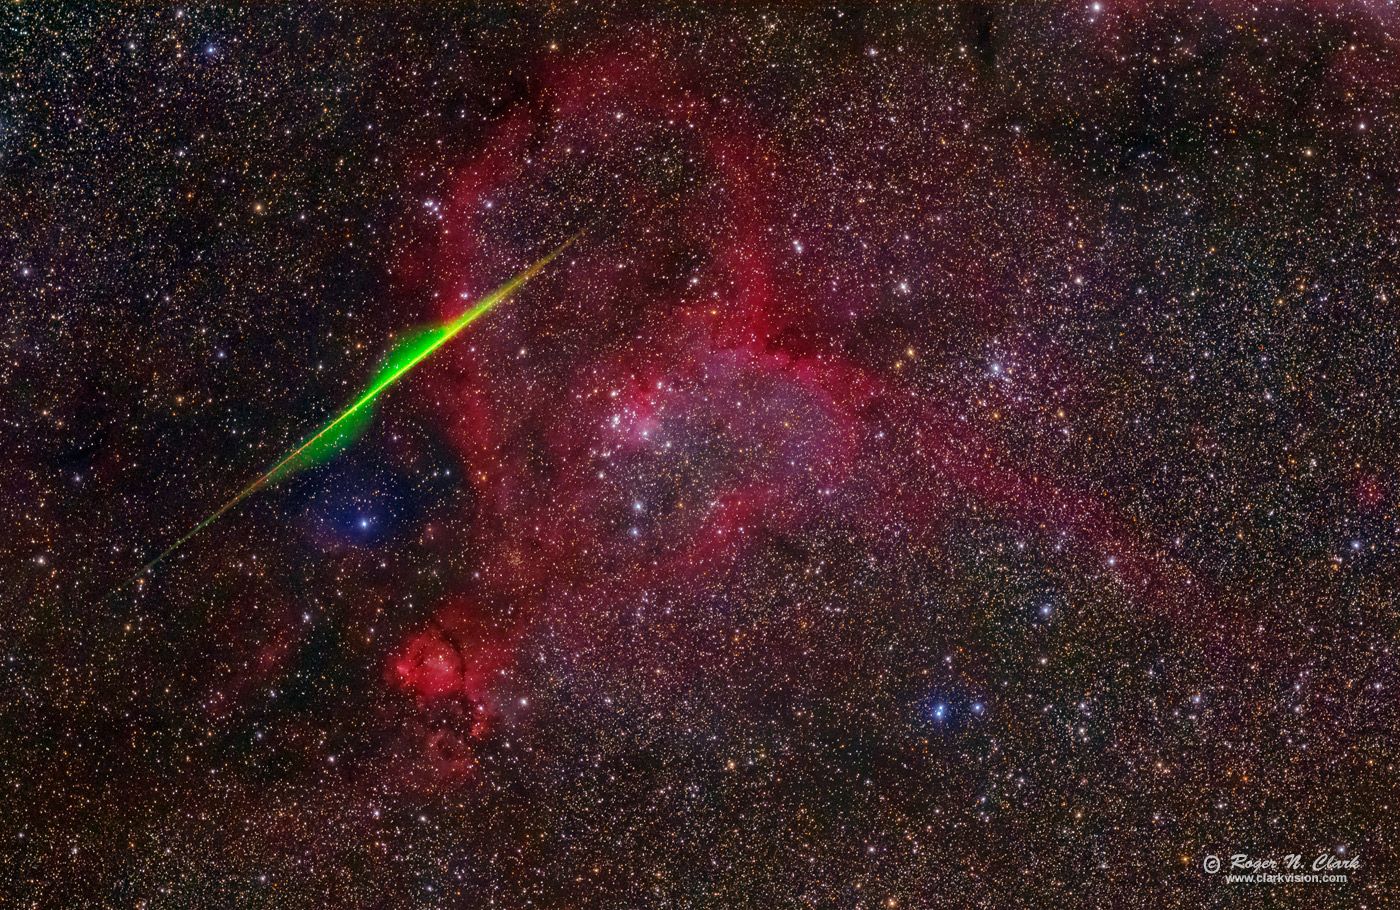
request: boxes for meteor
[111,236,574,594]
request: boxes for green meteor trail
[114,237,573,594]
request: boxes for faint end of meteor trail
[107,235,577,598]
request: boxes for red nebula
[388,600,516,740]
[383,29,1221,779]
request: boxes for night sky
[5,2,1399,906]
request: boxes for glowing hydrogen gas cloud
[113,237,575,593]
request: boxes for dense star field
[4,2,1399,906]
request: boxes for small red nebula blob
[387,601,516,722]
[391,633,463,700]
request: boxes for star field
[3,3,1399,907]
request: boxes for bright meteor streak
[113,237,574,594]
